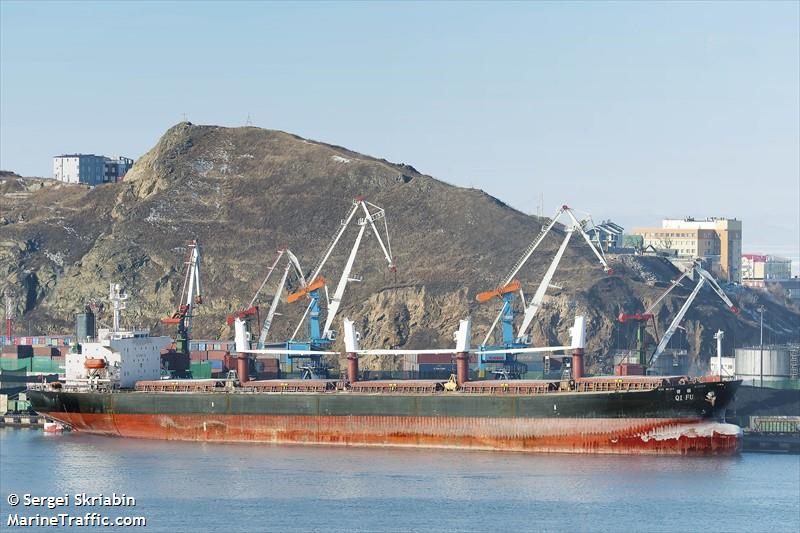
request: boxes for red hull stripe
[48,412,742,456]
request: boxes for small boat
[43,421,65,433]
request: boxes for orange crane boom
[476,281,521,303]
[287,276,326,304]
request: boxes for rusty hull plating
[43,412,742,455]
[28,377,743,456]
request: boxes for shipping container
[190,351,208,361]
[615,364,645,376]
[480,353,508,362]
[418,353,454,364]
[32,357,62,373]
[32,347,59,357]
[418,362,455,380]
[15,345,33,359]
[0,359,30,372]
[190,361,212,379]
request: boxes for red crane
[160,241,202,356]
[618,262,739,372]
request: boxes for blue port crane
[239,198,395,379]
[475,205,611,378]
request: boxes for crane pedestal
[347,352,359,383]
[572,348,584,381]
[237,356,250,383]
[456,352,469,387]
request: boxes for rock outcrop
[2,123,797,372]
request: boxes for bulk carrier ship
[27,201,743,455]
[28,314,742,455]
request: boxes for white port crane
[287,197,395,343]
[478,205,612,346]
[229,248,306,351]
[258,249,304,347]
[649,262,739,366]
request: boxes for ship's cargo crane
[618,261,739,372]
[345,314,585,386]
[161,240,202,356]
[476,205,611,376]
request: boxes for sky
[1,1,798,272]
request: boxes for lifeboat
[84,358,106,369]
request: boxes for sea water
[1,428,798,532]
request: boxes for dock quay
[741,416,800,454]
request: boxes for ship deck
[33,375,714,396]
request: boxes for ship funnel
[569,315,587,350]
[234,318,249,353]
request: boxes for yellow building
[632,218,742,282]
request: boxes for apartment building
[632,217,742,283]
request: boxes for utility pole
[714,329,724,380]
[758,305,765,387]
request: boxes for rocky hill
[1,123,798,372]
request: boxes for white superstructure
[64,283,171,389]
[65,329,171,388]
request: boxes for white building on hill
[53,154,134,185]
